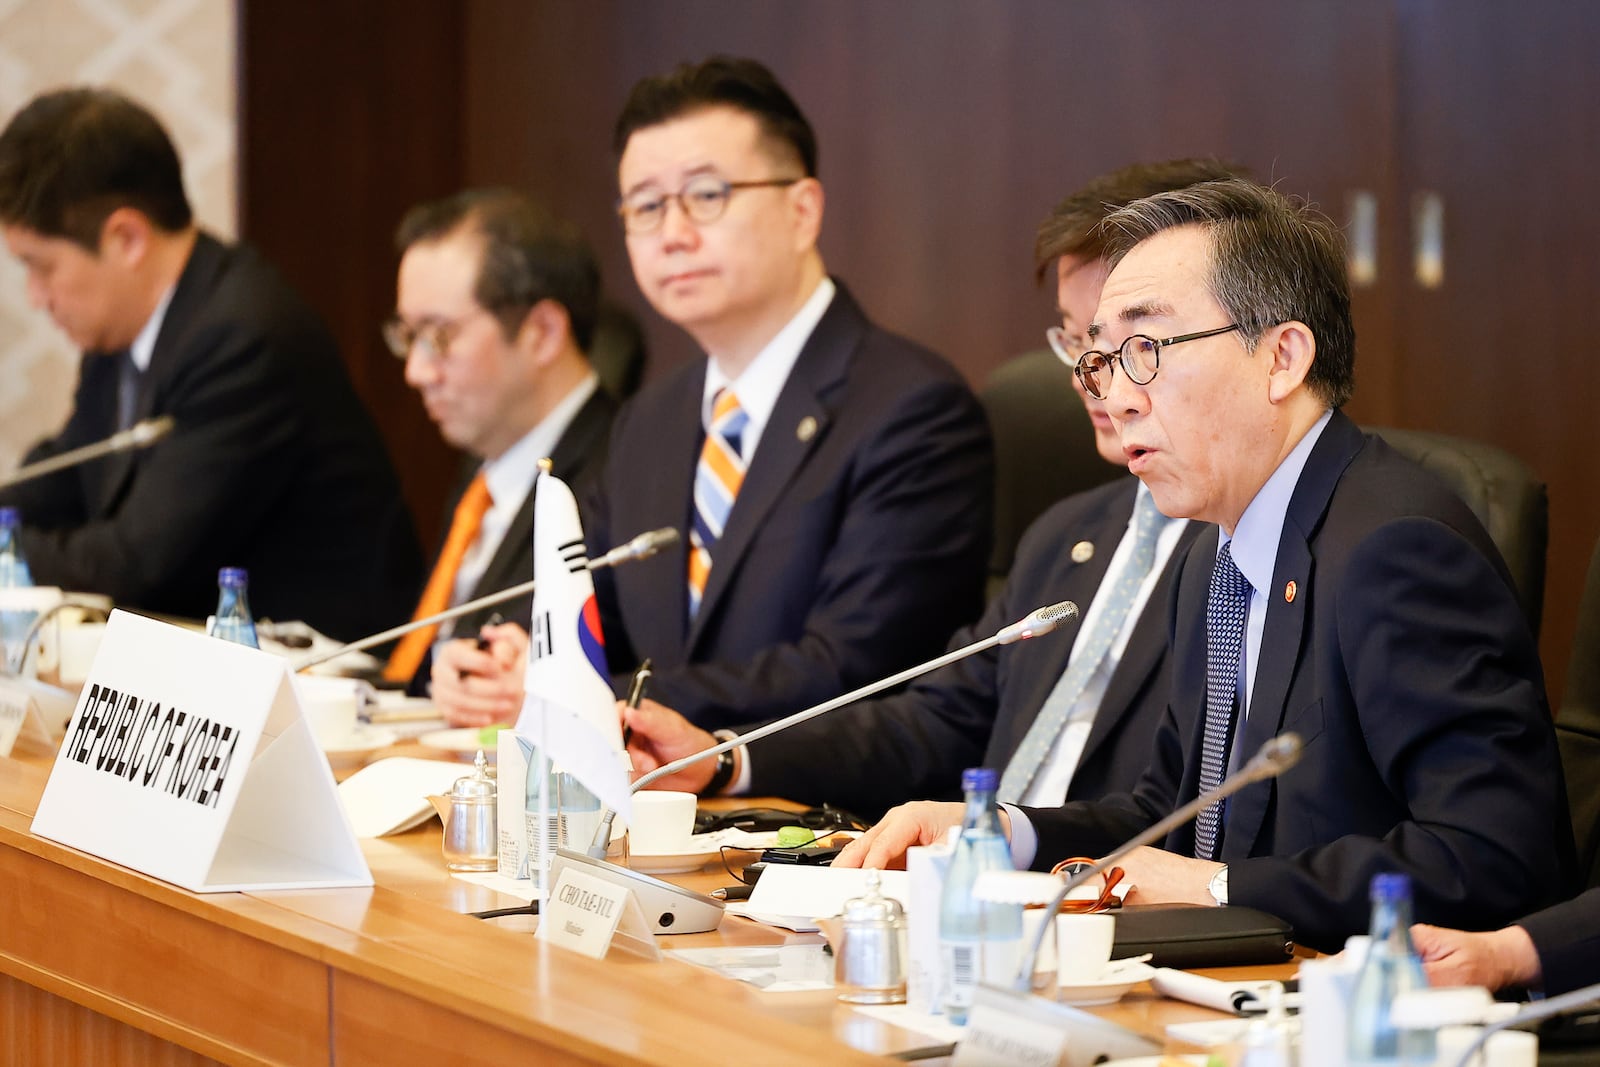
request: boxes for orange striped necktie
[384,472,493,682]
[687,389,747,618]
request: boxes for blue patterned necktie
[687,389,748,619]
[997,491,1169,804]
[1193,540,1250,860]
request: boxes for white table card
[0,676,68,757]
[31,610,371,892]
[536,864,659,961]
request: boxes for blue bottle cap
[218,566,249,587]
[1370,872,1411,900]
[0,507,18,526]
[961,767,999,792]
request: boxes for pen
[459,612,504,681]
[710,884,753,901]
[622,658,652,747]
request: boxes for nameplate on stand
[537,864,660,961]
[31,610,371,892]
[951,983,1157,1067]
[0,675,75,757]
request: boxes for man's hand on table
[833,801,978,869]
[430,622,527,727]
[624,698,725,793]
[1114,845,1223,906]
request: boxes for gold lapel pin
[1071,541,1094,563]
[1284,580,1297,604]
[796,415,818,442]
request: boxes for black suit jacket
[1026,411,1573,951]
[408,387,616,691]
[586,283,993,729]
[750,477,1199,818]
[0,234,422,640]
[1518,888,1600,995]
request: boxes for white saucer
[627,848,720,875]
[1056,961,1157,1006]
[417,726,505,761]
[320,725,400,768]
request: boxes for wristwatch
[1207,865,1230,906]
[703,730,739,796]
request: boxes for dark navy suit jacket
[1518,888,1600,995]
[1027,411,1574,951]
[750,477,1199,817]
[586,283,993,730]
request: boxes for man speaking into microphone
[838,179,1572,952]
[0,87,421,638]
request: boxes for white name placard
[537,865,659,961]
[0,675,74,757]
[31,610,371,892]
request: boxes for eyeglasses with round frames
[617,174,802,235]
[382,308,495,362]
[1065,323,1242,400]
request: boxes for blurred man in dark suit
[0,87,420,639]
[380,189,616,701]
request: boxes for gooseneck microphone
[0,416,176,491]
[293,526,680,671]
[627,602,1080,795]
[1010,732,1303,988]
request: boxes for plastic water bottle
[558,771,602,855]
[210,567,260,649]
[1347,872,1435,1064]
[939,767,1022,1024]
[522,746,561,888]
[0,507,37,671]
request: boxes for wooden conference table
[0,739,1289,1066]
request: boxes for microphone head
[996,600,1079,644]
[128,415,175,447]
[624,527,679,561]
[1247,733,1303,777]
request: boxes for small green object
[476,724,509,746]
[775,826,816,847]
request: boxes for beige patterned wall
[0,0,235,473]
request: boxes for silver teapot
[429,750,498,871]
[831,869,908,1004]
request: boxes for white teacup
[303,694,359,749]
[1053,911,1116,984]
[629,790,697,855]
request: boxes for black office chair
[980,349,1122,587]
[1557,535,1600,888]
[1366,426,1548,637]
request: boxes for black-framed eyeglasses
[1068,323,1242,400]
[616,174,802,234]
[382,308,494,362]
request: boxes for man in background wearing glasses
[436,56,992,736]
[0,87,422,639]
[624,160,1230,817]
[841,178,1571,952]
[382,189,616,697]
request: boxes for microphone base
[549,848,725,934]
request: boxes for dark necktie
[1194,540,1250,860]
[116,350,141,431]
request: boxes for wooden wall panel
[239,0,467,551]
[238,0,1596,699]
[0,974,225,1067]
